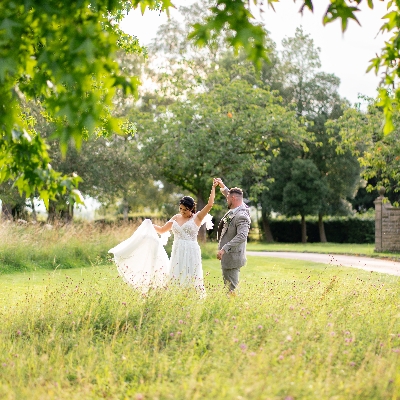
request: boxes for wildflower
[170,333,174,337]
[176,331,182,336]
[257,325,263,329]
[233,338,238,342]
[249,352,256,356]
[122,302,126,306]
[135,394,145,400]
[286,335,292,342]
[278,355,284,360]
[178,320,183,324]
[392,348,400,353]
[330,332,335,336]
[239,343,247,351]
[214,319,219,323]
[349,362,356,366]
[16,330,21,336]
[233,325,237,329]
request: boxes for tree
[327,98,400,204]
[282,159,329,243]
[135,70,306,240]
[255,27,360,242]
[282,28,360,241]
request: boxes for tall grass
[1,222,400,398]
[0,262,399,399]
[0,221,218,275]
[0,221,134,273]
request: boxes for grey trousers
[222,268,240,291]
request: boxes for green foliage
[327,98,400,199]
[262,217,374,243]
[189,0,270,68]
[2,0,400,208]
[136,70,306,204]
[0,259,399,398]
[0,0,144,205]
[283,159,329,217]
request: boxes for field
[0,223,399,399]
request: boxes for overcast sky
[120,0,391,105]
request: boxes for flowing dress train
[108,219,170,289]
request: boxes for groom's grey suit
[217,188,251,291]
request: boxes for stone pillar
[374,187,385,252]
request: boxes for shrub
[262,217,375,243]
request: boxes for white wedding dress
[108,215,213,292]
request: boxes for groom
[215,178,251,292]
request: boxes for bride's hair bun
[180,196,196,213]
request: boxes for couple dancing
[108,178,251,293]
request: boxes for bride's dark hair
[180,196,196,213]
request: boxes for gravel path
[247,251,400,276]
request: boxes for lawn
[1,253,399,399]
[246,241,400,260]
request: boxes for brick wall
[374,188,400,252]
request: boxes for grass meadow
[0,222,399,399]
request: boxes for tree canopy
[1,0,399,209]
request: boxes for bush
[264,217,375,243]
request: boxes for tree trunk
[260,203,274,242]
[30,196,37,222]
[1,202,13,220]
[197,192,207,242]
[301,214,307,243]
[262,216,274,242]
[60,203,74,223]
[47,200,57,223]
[318,212,327,243]
[122,197,129,222]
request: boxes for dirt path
[247,251,400,276]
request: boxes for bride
[108,179,217,292]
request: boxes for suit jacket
[217,192,251,270]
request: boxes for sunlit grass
[1,256,399,399]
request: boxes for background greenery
[3,1,400,247]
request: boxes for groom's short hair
[229,187,243,197]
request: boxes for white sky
[120,0,391,105]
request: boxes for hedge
[263,218,375,243]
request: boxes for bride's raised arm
[195,180,218,224]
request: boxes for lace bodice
[171,218,200,241]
